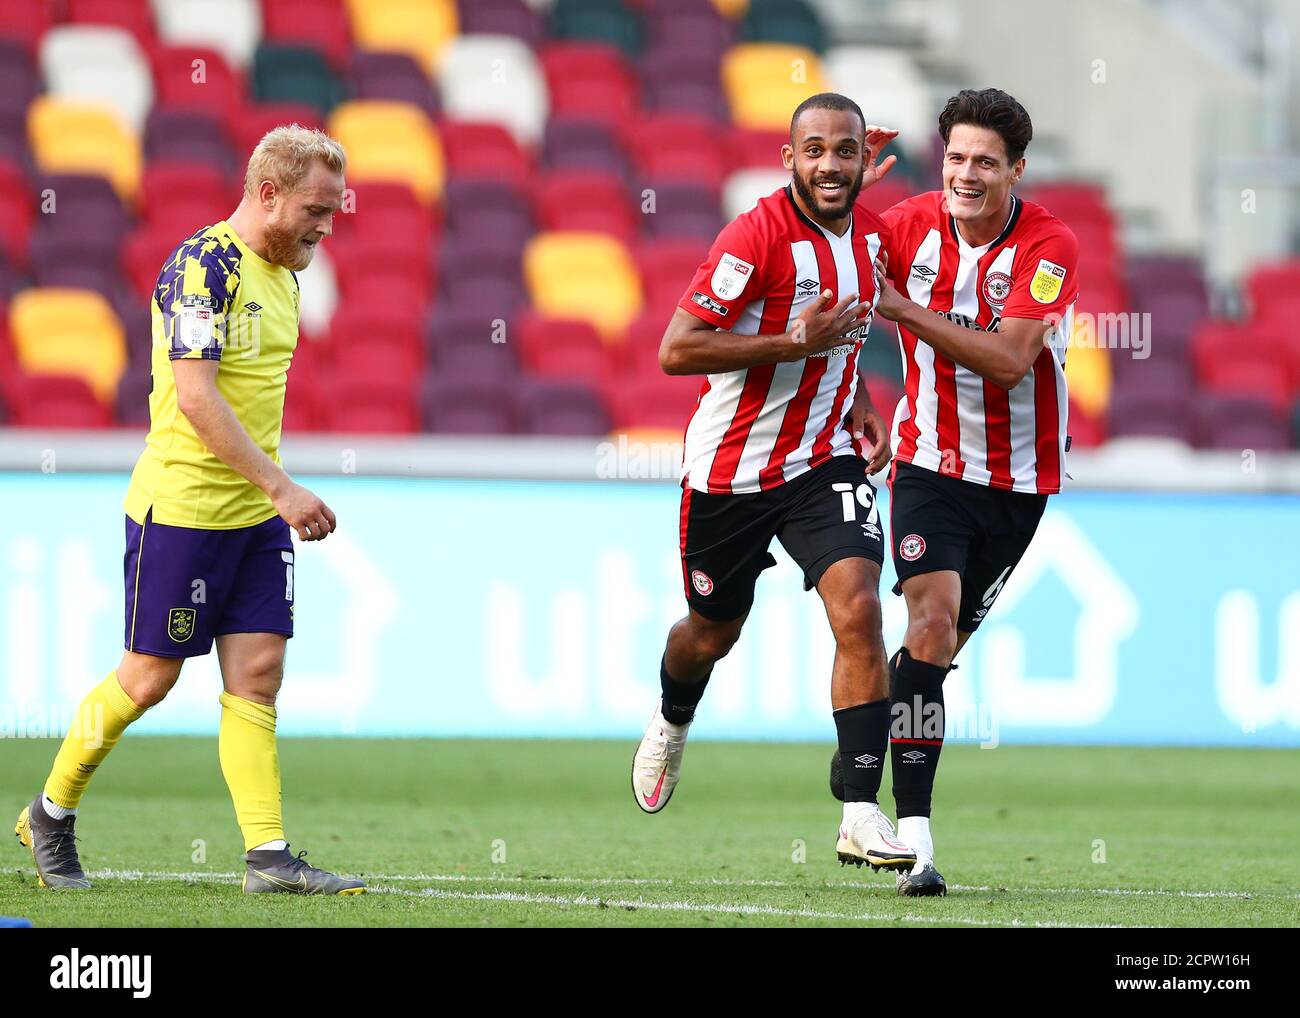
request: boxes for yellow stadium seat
[27,97,142,202]
[10,288,127,403]
[327,101,444,205]
[524,233,643,342]
[1066,325,1112,419]
[345,0,458,75]
[711,0,749,16]
[721,44,829,131]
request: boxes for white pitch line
[81,869,1275,900]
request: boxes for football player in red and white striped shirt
[833,89,1079,896]
[630,93,917,873]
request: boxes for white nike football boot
[836,804,917,872]
[631,707,689,813]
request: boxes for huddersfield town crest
[167,607,197,643]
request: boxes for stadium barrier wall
[1,433,1297,748]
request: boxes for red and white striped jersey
[675,186,887,495]
[881,191,1078,495]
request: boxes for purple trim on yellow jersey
[155,227,244,361]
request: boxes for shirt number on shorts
[281,550,294,602]
[832,482,879,528]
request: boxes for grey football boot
[242,844,366,895]
[14,796,92,890]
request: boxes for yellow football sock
[218,692,285,852]
[44,671,146,810]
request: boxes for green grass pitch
[1,737,1296,927]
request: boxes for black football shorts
[888,460,1048,633]
[678,456,885,622]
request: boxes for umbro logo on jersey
[796,277,819,294]
[853,753,879,768]
[243,302,262,315]
[909,265,936,279]
[901,750,927,762]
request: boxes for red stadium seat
[438,120,533,187]
[0,161,32,267]
[123,224,181,298]
[1244,259,1300,318]
[326,306,427,377]
[534,170,635,241]
[624,114,728,189]
[635,237,708,314]
[151,46,246,132]
[1200,358,1292,414]
[1066,398,1107,449]
[319,378,420,433]
[517,314,612,387]
[619,309,672,375]
[261,0,353,72]
[329,181,436,255]
[332,243,435,307]
[66,0,158,50]
[609,372,702,430]
[0,0,53,51]
[856,179,912,216]
[233,103,324,162]
[539,43,639,126]
[141,162,237,231]
[11,373,113,428]
[729,127,788,171]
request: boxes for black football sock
[889,647,950,818]
[659,656,710,726]
[833,698,890,803]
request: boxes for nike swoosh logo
[642,767,667,808]
[254,868,308,891]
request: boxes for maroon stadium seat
[262,0,354,72]
[11,374,113,429]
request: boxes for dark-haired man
[629,93,920,873]
[830,88,1079,896]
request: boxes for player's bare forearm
[176,384,290,499]
[890,301,1045,390]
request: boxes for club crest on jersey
[983,271,1012,306]
[691,570,714,596]
[899,534,926,561]
[710,252,754,301]
[167,607,196,643]
[1030,258,1067,304]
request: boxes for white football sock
[898,816,934,871]
[42,793,77,820]
[842,801,880,825]
[250,839,287,852]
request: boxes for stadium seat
[330,181,436,257]
[115,366,153,427]
[151,0,262,70]
[626,114,728,190]
[439,120,533,187]
[0,160,33,266]
[327,305,426,371]
[344,0,459,74]
[742,0,826,54]
[9,288,127,403]
[10,373,113,428]
[540,43,640,126]
[321,378,421,434]
[459,0,545,48]
[327,101,444,205]
[524,232,643,340]
[141,162,236,233]
[0,1,53,52]
[542,118,630,178]
[422,376,518,434]
[517,378,611,435]
[252,43,346,116]
[150,46,246,133]
[438,35,549,146]
[636,237,710,315]
[145,107,236,171]
[1243,259,1300,320]
[548,0,642,54]
[641,56,730,121]
[1194,393,1287,451]
[534,170,636,242]
[233,102,324,162]
[1107,386,1193,445]
[66,0,157,47]
[262,0,353,72]
[27,97,143,203]
[722,167,790,219]
[824,47,931,159]
[349,51,440,117]
[517,315,611,385]
[39,25,154,135]
[434,340,520,382]
[721,44,828,130]
[640,181,722,241]
[609,372,701,429]
[29,230,123,301]
[728,127,790,170]
[123,223,185,298]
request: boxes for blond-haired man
[15,125,364,895]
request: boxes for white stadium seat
[438,34,549,147]
[39,26,154,134]
[151,0,262,69]
[824,46,934,159]
[296,247,339,337]
[723,168,792,221]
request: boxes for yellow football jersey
[125,221,300,529]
